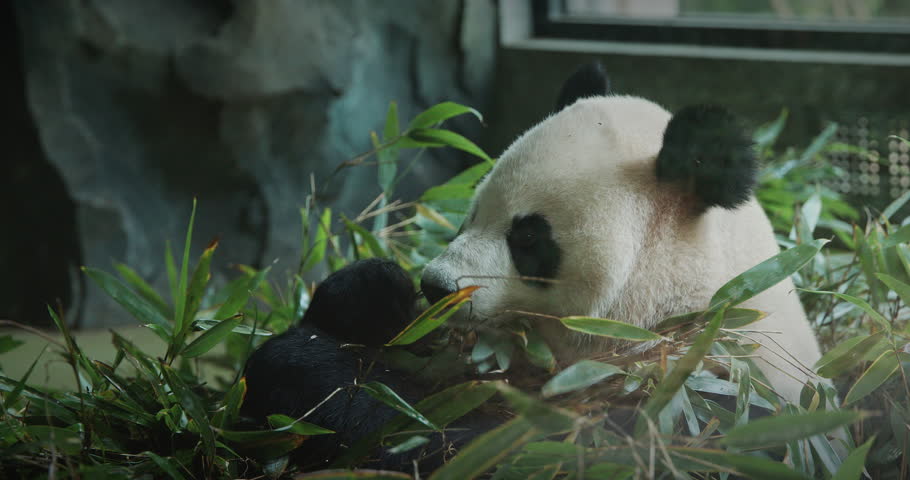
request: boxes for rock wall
[9,0,496,327]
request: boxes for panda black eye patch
[506,214,561,287]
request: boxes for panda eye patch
[506,214,561,287]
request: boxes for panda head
[421,63,756,332]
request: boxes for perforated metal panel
[826,115,910,202]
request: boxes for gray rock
[11,0,496,328]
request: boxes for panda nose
[421,277,454,306]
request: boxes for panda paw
[302,258,417,346]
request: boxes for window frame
[532,0,910,54]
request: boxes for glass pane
[564,0,910,25]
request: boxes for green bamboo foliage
[2,106,910,479]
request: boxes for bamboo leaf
[302,208,332,273]
[331,381,498,468]
[182,238,218,331]
[168,237,217,361]
[386,286,480,346]
[492,335,515,371]
[215,377,247,429]
[295,470,412,479]
[343,217,387,258]
[471,334,495,363]
[387,436,430,455]
[656,308,766,331]
[637,306,726,434]
[883,224,910,248]
[195,319,271,336]
[161,364,215,456]
[47,305,102,387]
[142,451,187,480]
[114,262,171,317]
[495,383,576,433]
[407,128,493,164]
[361,382,438,431]
[408,101,483,130]
[800,193,823,237]
[816,332,888,378]
[710,239,828,309]
[213,275,255,321]
[421,161,493,203]
[218,429,308,460]
[429,417,539,480]
[877,273,910,307]
[800,289,890,333]
[685,377,775,410]
[416,203,457,231]
[799,122,837,164]
[560,316,663,341]
[883,188,910,220]
[527,442,812,479]
[383,381,497,442]
[858,226,887,306]
[267,414,335,435]
[844,351,901,405]
[753,108,788,151]
[831,438,874,480]
[111,332,169,405]
[173,199,197,342]
[523,329,556,371]
[82,267,170,329]
[378,101,400,195]
[421,184,476,203]
[814,334,871,370]
[25,425,82,455]
[181,314,243,358]
[165,240,178,303]
[722,410,864,448]
[895,244,910,279]
[541,360,623,398]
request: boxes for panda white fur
[421,63,825,405]
[241,63,835,471]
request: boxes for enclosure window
[535,0,910,53]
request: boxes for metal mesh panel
[826,115,910,203]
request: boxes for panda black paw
[242,258,420,419]
[302,258,417,346]
[240,258,430,468]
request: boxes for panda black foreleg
[240,323,434,470]
[240,259,494,472]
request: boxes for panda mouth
[420,293,491,331]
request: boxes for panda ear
[655,105,757,211]
[555,62,610,112]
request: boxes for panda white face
[422,62,759,337]
[421,96,674,328]
[423,64,831,404]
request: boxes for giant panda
[421,62,825,405]
[241,62,830,472]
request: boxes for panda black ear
[555,62,610,112]
[655,105,757,211]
